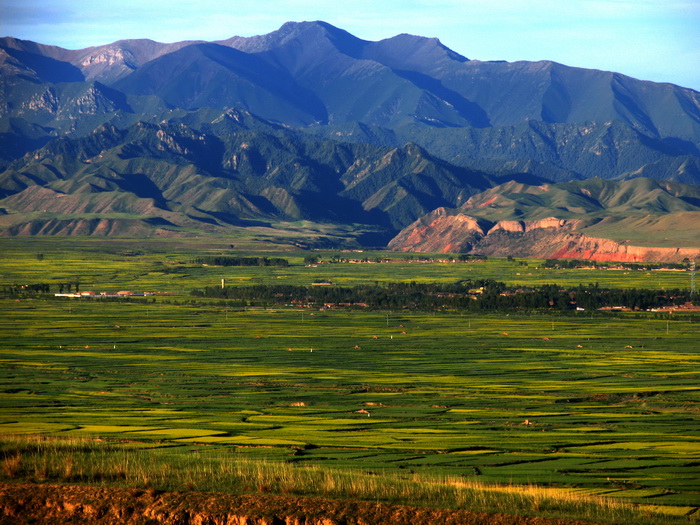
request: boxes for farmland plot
[0,295,698,513]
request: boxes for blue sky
[2,0,699,90]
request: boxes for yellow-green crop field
[0,238,698,520]
[0,237,695,291]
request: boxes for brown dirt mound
[0,481,603,525]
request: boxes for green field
[0,237,695,291]
[1,238,698,522]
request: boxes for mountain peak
[220,20,365,56]
[2,21,700,193]
[362,32,468,73]
[384,33,467,61]
[277,20,337,35]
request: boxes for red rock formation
[389,212,700,263]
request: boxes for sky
[1,0,699,91]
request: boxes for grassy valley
[0,238,698,523]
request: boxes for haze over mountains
[1,21,699,259]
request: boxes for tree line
[1,282,81,295]
[542,259,690,271]
[192,256,289,267]
[2,283,52,294]
[191,280,695,311]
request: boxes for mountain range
[1,21,699,259]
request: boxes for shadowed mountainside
[2,20,699,177]
[1,21,700,256]
[0,120,493,239]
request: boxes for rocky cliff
[388,210,700,262]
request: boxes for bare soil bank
[0,482,603,525]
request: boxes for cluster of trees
[2,281,93,295]
[56,282,81,293]
[192,280,695,311]
[192,281,476,309]
[477,283,692,311]
[192,256,289,267]
[307,254,487,265]
[542,259,690,271]
[1,282,88,295]
[1,283,51,294]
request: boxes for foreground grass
[0,435,688,525]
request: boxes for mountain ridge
[1,21,699,258]
[387,178,700,260]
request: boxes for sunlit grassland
[0,435,685,525]
[1,237,699,522]
[0,296,698,518]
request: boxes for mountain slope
[0,121,494,238]
[112,43,328,125]
[0,36,201,83]
[388,178,700,260]
[1,21,700,252]
[3,21,700,179]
